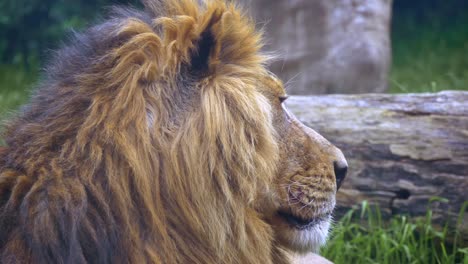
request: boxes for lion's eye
[279,95,289,103]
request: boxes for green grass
[389,12,468,93]
[0,64,36,145]
[322,201,468,264]
[0,64,36,119]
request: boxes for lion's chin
[272,212,331,254]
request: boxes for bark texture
[286,91,468,234]
[240,0,392,94]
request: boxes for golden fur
[0,0,347,263]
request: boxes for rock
[240,0,392,94]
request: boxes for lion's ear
[155,0,265,78]
[188,9,224,76]
[187,4,266,78]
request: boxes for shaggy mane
[0,0,286,263]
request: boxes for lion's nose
[333,161,347,190]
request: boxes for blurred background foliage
[0,0,139,66]
[391,0,468,93]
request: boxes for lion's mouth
[277,211,328,230]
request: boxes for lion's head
[263,74,348,253]
[0,0,346,263]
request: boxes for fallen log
[287,91,468,234]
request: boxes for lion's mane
[0,0,287,263]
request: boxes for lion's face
[258,75,348,253]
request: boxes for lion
[0,0,347,263]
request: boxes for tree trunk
[240,0,392,94]
[286,91,468,234]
